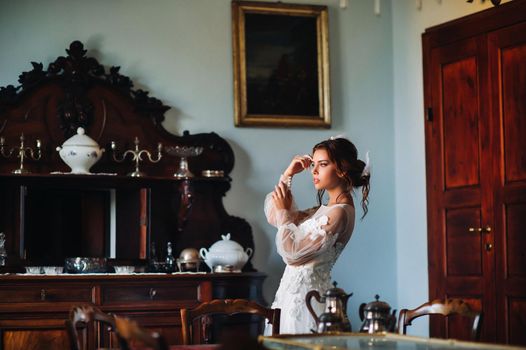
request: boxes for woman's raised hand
[284,154,312,177]
[272,181,292,210]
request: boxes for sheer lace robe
[264,175,356,334]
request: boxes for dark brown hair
[312,137,370,218]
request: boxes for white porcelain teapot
[56,127,104,174]
[199,233,253,272]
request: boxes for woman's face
[311,148,342,190]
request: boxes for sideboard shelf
[0,173,229,189]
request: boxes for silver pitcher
[306,281,353,333]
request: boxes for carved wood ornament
[0,40,254,270]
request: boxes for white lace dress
[264,175,356,334]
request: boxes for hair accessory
[329,134,346,140]
[362,151,371,177]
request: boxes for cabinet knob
[40,289,46,301]
[482,226,492,233]
[149,288,157,300]
[485,243,493,252]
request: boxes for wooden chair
[180,299,280,345]
[114,315,169,350]
[398,298,482,340]
[65,305,122,350]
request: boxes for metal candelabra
[166,145,203,179]
[110,137,162,177]
[0,133,42,174]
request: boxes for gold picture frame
[232,1,331,128]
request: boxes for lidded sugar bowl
[199,233,253,272]
[177,248,204,272]
[56,127,104,174]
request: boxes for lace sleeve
[264,174,304,227]
[276,206,348,266]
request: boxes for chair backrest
[65,305,121,350]
[180,299,280,345]
[114,315,169,350]
[398,298,482,340]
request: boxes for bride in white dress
[264,137,370,334]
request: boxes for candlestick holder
[110,137,162,177]
[166,145,203,179]
[0,232,6,267]
[0,133,42,174]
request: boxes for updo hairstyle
[312,137,370,217]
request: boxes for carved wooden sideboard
[0,41,264,349]
[0,273,266,349]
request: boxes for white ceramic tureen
[56,127,104,174]
[199,233,253,272]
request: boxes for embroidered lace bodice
[264,175,356,334]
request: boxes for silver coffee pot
[306,281,353,333]
[359,294,397,333]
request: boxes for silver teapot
[306,281,353,333]
[359,294,397,333]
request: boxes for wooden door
[424,35,496,342]
[488,21,526,345]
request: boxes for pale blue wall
[1,0,502,335]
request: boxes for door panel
[488,21,526,345]
[426,35,495,342]
[442,58,480,189]
[445,208,482,276]
[508,298,526,344]
[505,203,526,277]
[500,44,526,184]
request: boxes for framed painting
[232,1,331,128]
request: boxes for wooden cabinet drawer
[0,286,94,303]
[102,284,199,304]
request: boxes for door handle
[468,226,492,234]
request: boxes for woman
[264,137,370,334]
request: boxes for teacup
[43,266,64,275]
[114,266,135,274]
[25,266,42,274]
